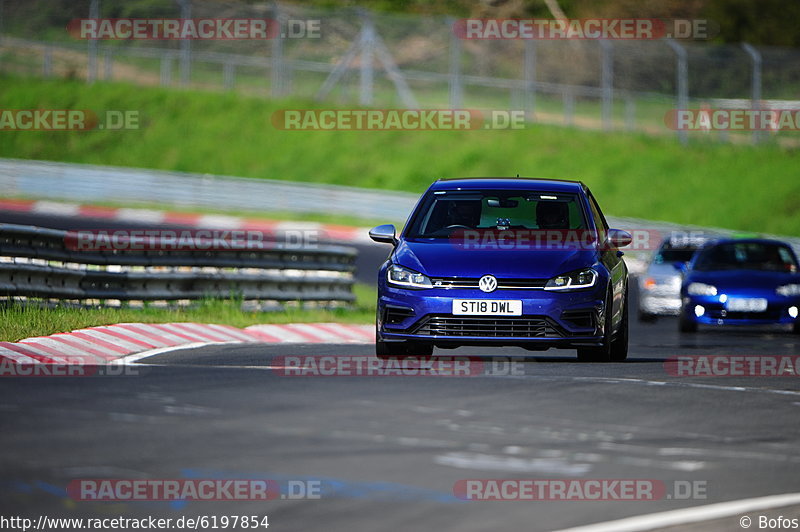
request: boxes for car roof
[429,177,585,193]
[701,237,793,248]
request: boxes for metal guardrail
[0,224,357,305]
[0,158,420,223]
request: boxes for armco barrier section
[0,224,357,304]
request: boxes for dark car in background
[679,239,800,333]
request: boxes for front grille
[431,277,547,290]
[411,315,563,338]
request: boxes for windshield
[694,242,798,272]
[406,190,587,239]
[654,246,698,264]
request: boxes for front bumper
[378,285,606,348]
[639,278,681,316]
[639,294,681,316]
[681,294,800,326]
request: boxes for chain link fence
[1,0,799,143]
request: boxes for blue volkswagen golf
[369,178,632,362]
[678,238,800,333]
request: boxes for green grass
[1,75,799,235]
[0,285,376,342]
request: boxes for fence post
[178,0,191,86]
[103,48,112,80]
[87,0,99,83]
[563,88,574,126]
[359,9,375,106]
[160,51,172,86]
[624,96,635,131]
[271,1,284,97]
[742,43,763,145]
[524,39,536,119]
[600,39,613,131]
[666,39,688,145]
[447,17,462,109]
[223,62,235,90]
[43,44,52,78]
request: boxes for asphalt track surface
[2,211,800,531]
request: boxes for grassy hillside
[1,75,798,235]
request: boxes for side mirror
[673,261,688,273]
[607,228,633,248]
[369,224,397,245]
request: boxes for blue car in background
[679,238,800,333]
[369,178,632,362]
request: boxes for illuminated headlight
[544,268,597,291]
[776,284,800,297]
[387,264,432,289]
[687,282,717,296]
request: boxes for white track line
[118,341,244,365]
[554,492,800,532]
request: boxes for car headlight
[687,282,717,296]
[777,284,800,296]
[387,264,432,289]
[544,268,597,291]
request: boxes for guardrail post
[666,39,688,145]
[87,0,99,84]
[742,43,763,145]
[447,16,462,110]
[600,39,613,131]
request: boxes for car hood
[686,269,800,290]
[394,240,598,279]
[645,262,682,280]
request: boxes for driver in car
[447,200,481,228]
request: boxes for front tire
[376,341,434,359]
[577,290,613,363]
[638,310,657,323]
[376,338,410,359]
[610,285,629,361]
[679,310,698,333]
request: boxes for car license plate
[725,298,768,312]
[452,300,522,316]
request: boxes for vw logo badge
[478,275,498,293]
